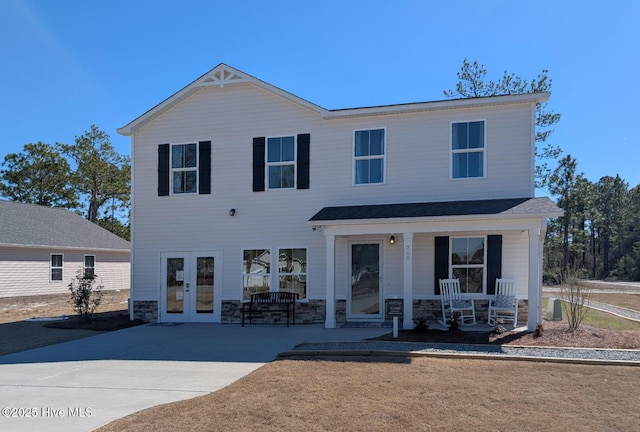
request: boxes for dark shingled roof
[0,200,130,250]
[309,197,561,222]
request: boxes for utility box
[546,297,562,321]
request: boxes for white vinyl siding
[129,82,536,304]
[0,247,129,298]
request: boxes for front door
[348,243,383,320]
[160,251,221,322]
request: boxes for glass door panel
[350,243,381,317]
[196,256,214,314]
[166,257,185,314]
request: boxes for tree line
[546,156,640,281]
[0,125,130,240]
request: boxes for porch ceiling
[308,197,562,225]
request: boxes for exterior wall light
[229,208,236,216]
[389,235,395,244]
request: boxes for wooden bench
[242,292,298,327]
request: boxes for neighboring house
[118,63,562,330]
[0,200,130,297]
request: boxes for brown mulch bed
[43,310,144,331]
[372,320,640,349]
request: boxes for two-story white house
[118,63,561,331]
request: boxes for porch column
[325,234,336,328]
[403,232,414,329]
[527,224,543,331]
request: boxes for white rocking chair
[487,278,519,327]
[439,278,476,326]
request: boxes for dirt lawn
[97,356,640,432]
[0,290,132,356]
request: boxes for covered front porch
[309,197,563,332]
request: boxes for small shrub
[414,319,428,333]
[559,268,591,330]
[68,269,104,321]
[534,323,544,338]
[490,317,507,335]
[448,313,460,332]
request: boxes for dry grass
[589,293,640,311]
[0,289,130,323]
[0,290,131,355]
[97,357,640,432]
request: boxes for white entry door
[160,251,222,322]
[348,242,383,321]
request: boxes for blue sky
[1,0,638,193]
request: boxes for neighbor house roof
[0,200,130,251]
[308,197,562,224]
[118,63,550,135]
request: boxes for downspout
[537,219,548,329]
[129,132,135,322]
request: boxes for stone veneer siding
[221,300,326,324]
[133,298,528,327]
[413,299,529,327]
[133,300,158,322]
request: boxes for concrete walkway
[0,323,388,432]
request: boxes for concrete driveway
[0,323,387,432]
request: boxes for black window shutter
[434,236,449,295]
[198,141,211,194]
[486,235,503,295]
[252,137,265,192]
[296,133,310,189]
[158,144,170,196]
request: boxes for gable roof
[308,197,562,224]
[117,63,550,135]
[0,200,130,251]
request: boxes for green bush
[68,269,103,320]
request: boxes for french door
[160,251,222,322]
[348,242,383,320]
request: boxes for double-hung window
[267,136,295,189]
[451,121,485,179]
[278,248,307,300]
[354,128,385,184]
[450,237,485,293]
[171,143,197,194]
[242,249,270,300]
[84,255,96,279]
[50,254,63,281]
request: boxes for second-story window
[451,121,485,179]
[354,128,385,185]
[267,136,295,189]
[171,143,198,194]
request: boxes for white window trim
[353,127,387,186]
[241,247,271,302]
[277,246,308,301]
[266,135,297,190]
[50,253,64,282]
[449,236,487,295]
[84,254,96,278]
[449,120,487,180]
[170,142,198,195]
